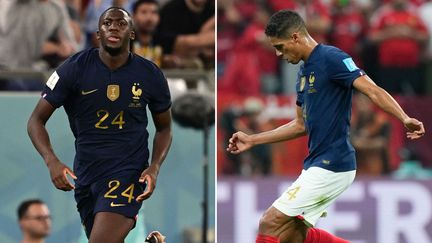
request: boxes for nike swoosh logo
[110,202,126,207]
[81,89,98,95]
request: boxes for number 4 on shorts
[286,186,300,200]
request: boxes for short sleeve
[326,48,365,88]
[41,58,77,108]
[148,67,172,113]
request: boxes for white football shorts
[272,166,356,227]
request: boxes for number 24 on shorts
[104,180,135,203]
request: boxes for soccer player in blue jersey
[227,10,425,243]
[27,7,172,243]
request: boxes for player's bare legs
[89,212,134,243]
[258,206,307,243]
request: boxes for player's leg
[89,212,135,243]
[257,206,307,243]
[260,167,355,243]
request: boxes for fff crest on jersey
[132,83,142,100]
[309,72,315,86]
[107,85,120,101]
[300,76,306,91]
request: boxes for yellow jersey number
[95,110,125,129]
[103,180,135,203]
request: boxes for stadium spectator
[369,0,429,94]
[132,0,163,66]
[419,0,432,94]
[0,0,75,90]
[221,98,274,175]
[17,199,51,243]
[219,3,279,95]
[0,0,74,70]
[132,0,163,67]
[329,0,368,67]
[217,0,259,77]
[351,94,391,175]
[155,0,215,69]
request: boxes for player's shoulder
[60,48,98,69]
[131,53,163,74]
[319,44,351,65]
[319,44,347,57]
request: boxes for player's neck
[99,49,130,70]
[302,37,318,62]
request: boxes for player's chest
[74,71,149,112]
[298,69,327,97]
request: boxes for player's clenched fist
[137,165,159,202]
[403,117,425,140]
[226,131,254,154]
[46,158,76,191]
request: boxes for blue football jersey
[296,44,365,172]
[42,48,171,185]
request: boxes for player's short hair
[132,0,159,14]
[99,7,133,27]
[265,10,307,38]
[17,199,45,220]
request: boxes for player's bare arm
[137,109,172,202]
[27,98,77,191]
[353,75,425,139]
[227,106,307,154]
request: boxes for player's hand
[46,158,77,191]
[226,131,254,154]
[136,165,158,202]
[146,230,166,243]
[404,118,425,140]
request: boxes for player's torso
[299,62,348,132]
[65,56,150,138]
[297,47,355,171]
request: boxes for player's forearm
[250,119,307,146]
[366,86,409,122]
[27,117,59,166]
[149,127,172,173]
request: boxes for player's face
[269,35,303,64]
[20,204,51,238]
[97,9,135,55]
[133,3,159,34]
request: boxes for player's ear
[130,30,136,41]
[96,30,101,40]
[292,32,300,43]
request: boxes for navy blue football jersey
[296,44,365,172]
[42,48,171,185]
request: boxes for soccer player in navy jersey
[27,7,172,242]
[227,10,425,243]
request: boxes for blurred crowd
[218,0,432,96]
[0,0,215,90]
[218,0,432,177]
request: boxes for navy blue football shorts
[74,173,145,237]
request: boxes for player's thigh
[259,206,307,238]
[272,167,355,227]
[89,211,135,243]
